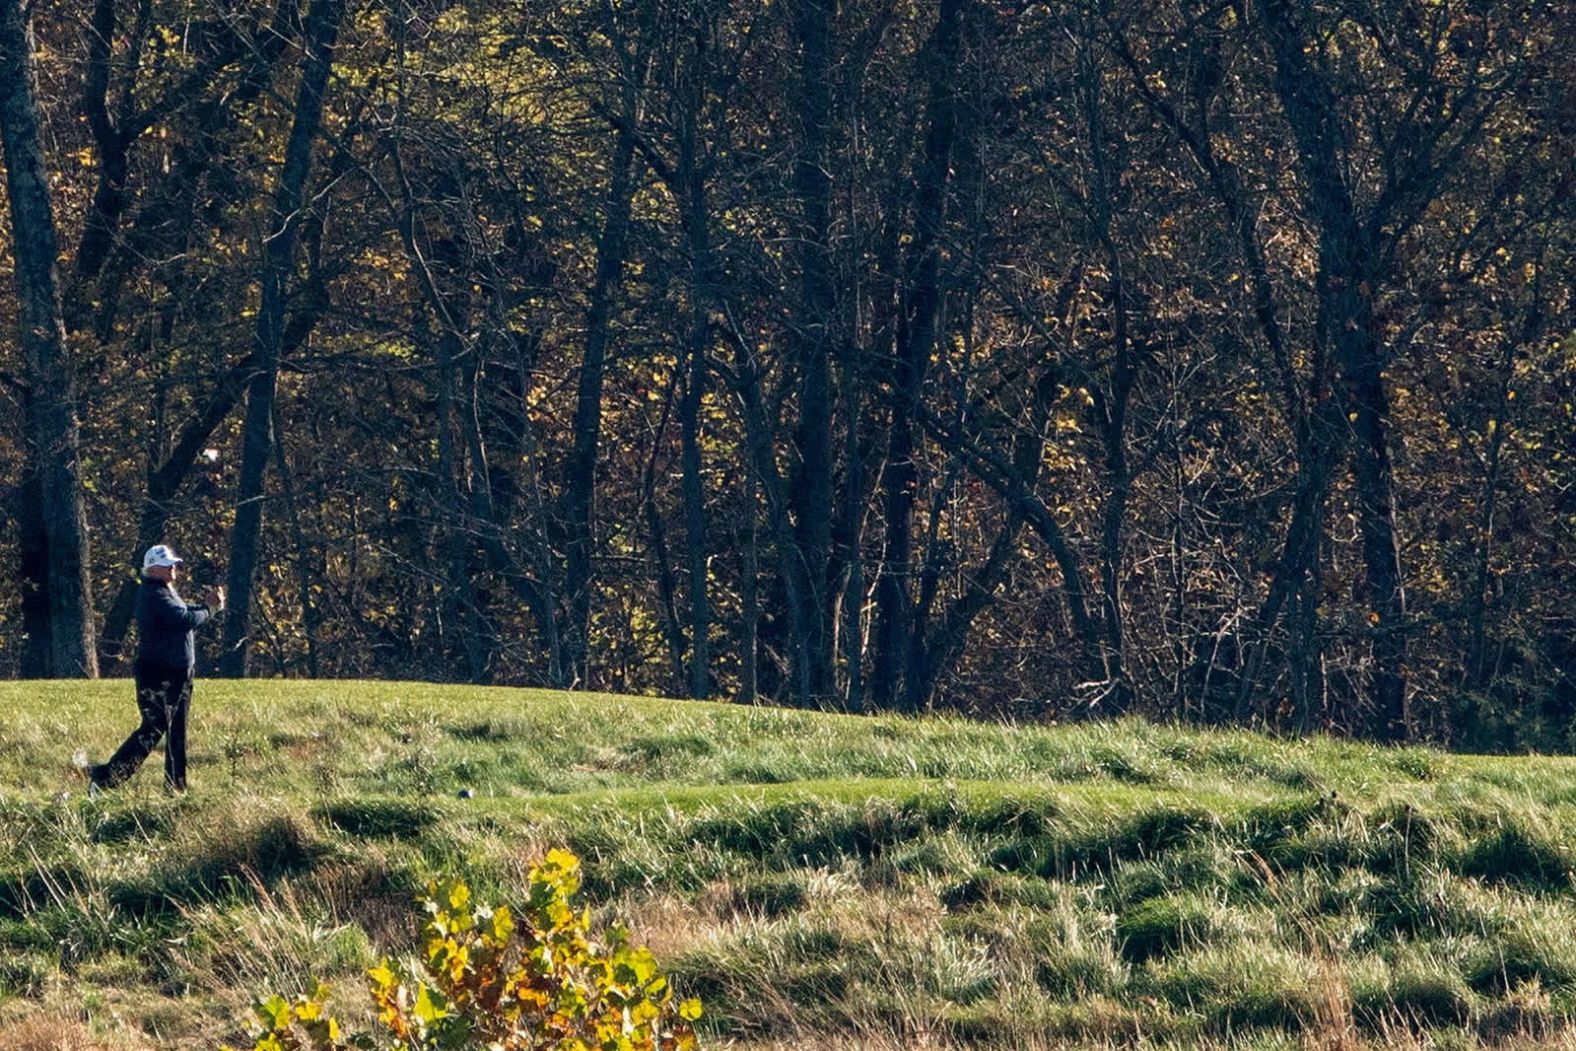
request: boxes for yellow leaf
[369,962,397,991]
[493,903,515,941]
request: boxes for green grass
[4,679,1576,1049]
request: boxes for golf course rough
[3,679,1576,1049]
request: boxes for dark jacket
[136,577,215,670]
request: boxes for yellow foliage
[222,849,700,1051]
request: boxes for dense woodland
[0,0,1571,747]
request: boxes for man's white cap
[142,544,185,572]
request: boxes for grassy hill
[4,681,1576,1049]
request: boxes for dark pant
[93,662,193,790]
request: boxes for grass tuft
[1114,893,1215,963]
[1458,822,1573,890]
[316,797,440,840]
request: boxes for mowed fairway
[5,681,1576,1049]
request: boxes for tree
[221,0,347,676]
[0,0,97,677]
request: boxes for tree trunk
[679,350,709,700]
[563,48,644,688]
[1077,30,1136,713]
[220,0,345,677]
[1288,547,1325,733]
[1465,305,1539,695]
[674,118,712,702]
[902,334,969,714]
[1344,325,1408,740]
[272,400,320,677]
[1233,405,1338,724]
[789,0,838,706]
[67,0,134,330]
[1259,0,1408,739]
[741,464,760,704]
[0,0,98,677]
[840,342,866,713]
[872,0,967,711]
[423,308,489,683]
[725,326,817,707]
[15,468,51,676]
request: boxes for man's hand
[207,586,226,611]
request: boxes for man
[88,545,225,793]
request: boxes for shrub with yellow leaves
[223,848,700,1051]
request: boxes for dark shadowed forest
[0,0,1571,748]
